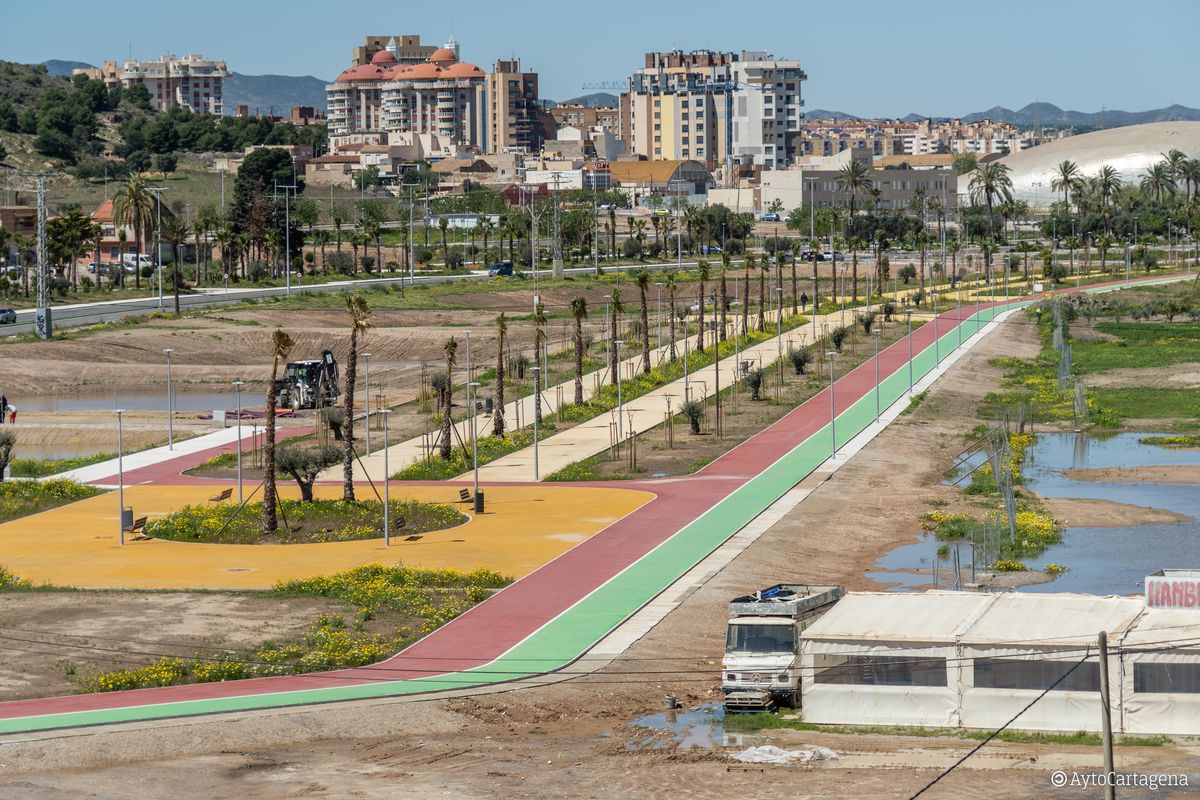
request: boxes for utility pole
[148,187,165,310]
[551,172,564,280]
[275,180,297,295]
[1098,631,1117,800]
[35,175,52,339]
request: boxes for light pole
[275,181,297,295]
[468,381,482,512]
[233,380,244,504]
[362,352,372,455]
[873,329,882,423]
[826,351,838,458]
[776,285,784,402]
[163,348,174,450]
[149,187,165,310]
[382,408,392,546]
[806,178,818,346]
[531,366,541,480]
[614,340,624,440]
[115,409,125,546]
[655,282,663,354]
[905,311,913,396]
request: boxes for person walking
[6,403,14,425]
[800,292,809,312]
[0,394,6,425]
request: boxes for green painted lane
[0,278,1180,734]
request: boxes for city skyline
[6,0,1198,116]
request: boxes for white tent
[799,591,1200,734]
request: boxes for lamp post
[826,351,838,457]
[115,409,125,546]
[362,352,372,455]
[776,285,784,402]
[531,366,541,480]
[614,340,624,440]
[468,381,482,512]
[274,180,297,295]
[655,282,663,353]
[873,329,882,423]
[233,380,244,504]
[381,408,392,546]
[905,311,913,396]
[163,348,174,450]
[148,187,165,310]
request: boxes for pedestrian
[6,404,14,425]
[800,292,809,312]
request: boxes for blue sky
[6,0,1197,116]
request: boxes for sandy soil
[1087,364,1200,389]
[1063,466,1200,485]
[1040,496,1192,527]
[13,311,1188,798]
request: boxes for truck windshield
[726,624,794,654]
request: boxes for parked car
[761,212,781,222]
[0,308,17,324]
[822,251,845,261]
[488,261,514,277]
[598,203,617,211]
[800,250,826,262]
[701,244,723,255]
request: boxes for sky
[5,0,1197,116]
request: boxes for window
[815,654,947,687]
[726,624,795,654]
[974,658,1100,692]
[1134,662,1200,694]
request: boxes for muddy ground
[8,304,1198,797]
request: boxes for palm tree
[438,216,450,262]
[1051,160,1081,210]
[607,207,617,259]
[1141,161,1177,204]
[1096,233,1115,273]
[1094,165,1123,231]
[263,329,294,534]
[491,313,507,435]
[696,260,709,352]
[331,207,346,252]
[479,216,495,264]
[968,162,1014,249]
[532,301,546,422]
[195,204,220,285]
[789,241,800,315]
[756,253,767,331]
[634,268,652,374]
[632,219,648,258]
[114,227,127,288]
[665,272,678,362]
[161,215,188,314]
[742,252,753,336]
[112,176,154,290]
[570,297,588,404]
[836,159,872,217]
[438,337,458,460]
[341,294,373,500]
[848,236,867,301]
[608,288,623,384]
[718,253,730,342]
[1163,149,1188,185]
[1179,158,1200,207]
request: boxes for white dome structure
[957,121,1200,208]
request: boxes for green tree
[969,162,1014,249]
[634,268,652,374]
[836,159,872,216]
[160,214,189,314]
[1051,159,1081,210]
[342,294,373,500]
[112,175,154,289]
[570,297,588,405]
[493,312,507,436]
[276,445,342,502]
[696,260,710,352]
[608,288,623,384]
[263,329,295,534]
[439,337,458,461]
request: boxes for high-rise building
[486,60,550,154]
[74,54,228,114]
[623,50,805,171]
[351,35,437,67]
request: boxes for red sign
[1146,576,1200,610]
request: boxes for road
[0,260,703,338]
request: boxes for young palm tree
[1094,165,1123,232]
[756,254,767,331]
[789,241,800,315]
[263,328,294,534]
[331,207,346,252]
[718,253,730,342]
[1050,160,1081,210]
[438,216,450,262]
[112,175,154,290]
[634,268,652,374]
[742,253,753,336]
[968,162,1014,249]
[608,288,623,384]
[848,235,867,302]
[439,337,458,461]
[1179,158,1200,207]
[665,272,678,362]
[342,294,374,500]
[607,207,617,258]
[695,260,709,352]
[532,301,547,422]
[115,228,127,288]
[479,216,495,264]
[570,297,587,404]
[493,312,507,436]
[1141,162,1177,204]
[836,159,872,217]
[160,215,188,314]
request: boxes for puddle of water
[872,432,1200,596]
[627,703,767,751]
[11,388,239,413]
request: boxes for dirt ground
[11,305,1198,798]
[1064,465,1200,485]
[1040,496,1193,527]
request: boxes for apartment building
[623,50,806,171]
[351,35,439,67]
[486,60,554,154]
[76,54,228,114]
[548,104,620,134]
[795,117,1066,159]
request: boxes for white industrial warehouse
[799,590,1200,735]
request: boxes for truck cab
[722,584,843,713]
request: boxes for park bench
[124,516,149,541]
[458,488,471,503]
[209,488,233,503]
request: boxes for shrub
[788,347,812,375]
[881,300,897,321]
[444,251,464,269]
[899,264,917,283]
[744,367,765,400]
[723,238,745,255]
[622,238,642,259]
[275,444,342,501]
[830,325,849,352]
[326,251,354,273]
[681,399,705,433]
[858,310,877,334]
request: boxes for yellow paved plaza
[0,484,653,590]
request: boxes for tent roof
[802,592,993,644]
[960,593,1144,647]
[1122,609,1200,650]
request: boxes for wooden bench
[458,488,471,503]
[124,516,149,541]
[209,488,233,503]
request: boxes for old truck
[277,350,341,410]
[722,584,844,713]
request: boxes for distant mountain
[802,109,863,121]
[555,92,619,108]
[41,59,93,77]
[803,101,1200,129]
[222,72,329,115]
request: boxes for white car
[0,308,17,324]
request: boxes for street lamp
[613,340,624,440]
[905,311,913,396]
[468,381,482,512]
[163,348,174,450]
[873,329,882,423]
[531,366,541,480]
[362,352,372,455]
[826,351,838,457]
[115,409,126,545]
[381,408,392,546]
[232,380,244,504]
[148,187,165,310]
[655,282,663,354]
[274,180,297,295]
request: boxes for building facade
[351,35,439,67]
[486,60,554,154]
[623,50,806,171]
[75,54,228,114]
